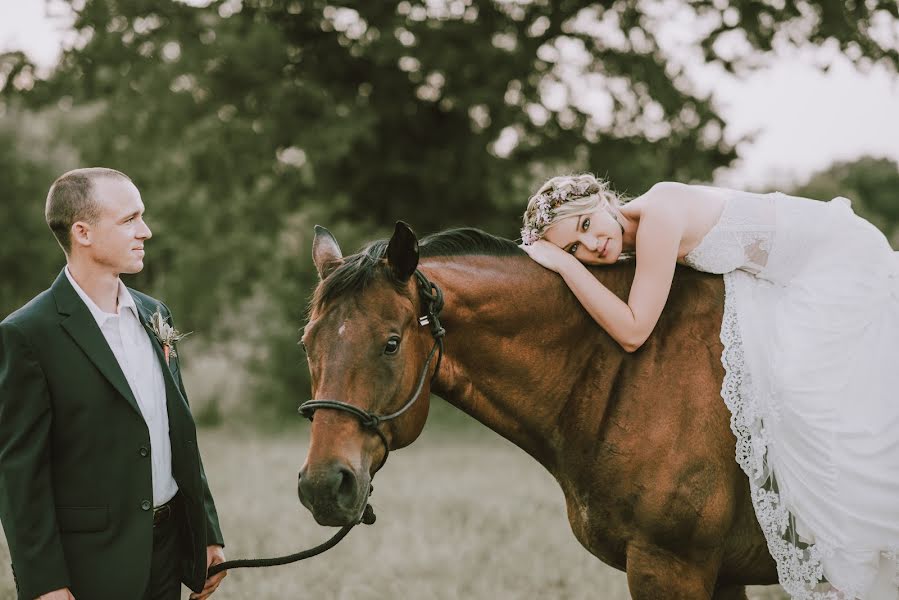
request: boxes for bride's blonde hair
[521,173,624,245]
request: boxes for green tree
[3,0,896,415]
[0,101,81,317]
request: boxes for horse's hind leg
[626,544,719,600]
[712,584,747,600]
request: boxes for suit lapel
[133,295,163,358]
[52,270,143,417]
[132,294,188,409]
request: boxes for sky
[1,0,898,190]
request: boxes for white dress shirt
[65,266,179,507]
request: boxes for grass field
[0,415,787,599]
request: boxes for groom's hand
[36,588,75,600]
[190,545,226,600]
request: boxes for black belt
[152,496,176,528]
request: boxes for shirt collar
[64,265,138,326]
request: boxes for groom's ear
[312,225,343,280]
[386,221,419,282]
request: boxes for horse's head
[297,222,443,526]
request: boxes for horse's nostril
[334,465,357,507]
[297,469,310,504]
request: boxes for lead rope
[208,270,444,577]
[207,504,375,576]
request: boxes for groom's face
[85,177,153,275]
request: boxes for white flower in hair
[549,188,567,201]
[535,195,552,210]
[534,197,553,227]
[522,180,596,245]
[521,226,541,245]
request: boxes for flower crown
[521,180,593,245]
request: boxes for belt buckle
[152,502,173,527]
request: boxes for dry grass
[0,422,787,599]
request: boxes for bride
[519,174,899,599]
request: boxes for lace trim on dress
[720,273,859,600]
[683,193,775,276]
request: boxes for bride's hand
[520,240,576,273]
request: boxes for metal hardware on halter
[419,316,430,327]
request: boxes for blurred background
[0,0,897,597]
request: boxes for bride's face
[543,205,623,266]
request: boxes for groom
[0,168,227,600]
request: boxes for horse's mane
[420,228,522,258]
[310,228,522,313]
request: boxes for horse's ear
[387,221,419,282]
[312,225,343,280]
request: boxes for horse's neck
[423,256,628,471]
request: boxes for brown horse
[298,222,779,599]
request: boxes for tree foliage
[0,103,79,317]
[1,0,897,413]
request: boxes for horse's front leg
[626,543,721,600]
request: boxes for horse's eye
[384,337,400,355]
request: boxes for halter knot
[361,414,381,429]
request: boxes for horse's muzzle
[297,460,367,526]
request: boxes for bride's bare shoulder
[639,181,734,201]
[630,182,727,213]
[628,182,728,240]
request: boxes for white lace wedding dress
[683,190,899,600]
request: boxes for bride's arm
[555,202,685,352]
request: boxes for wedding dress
[682,190,899,599]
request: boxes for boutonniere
[146,310,192,365]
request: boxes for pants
[141,508,183,600]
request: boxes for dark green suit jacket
[0,270,224,600]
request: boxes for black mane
[310,228,522,312]
[420,228,521,257]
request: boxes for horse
[297,222,779,599]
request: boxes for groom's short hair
[45,167,132,253]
